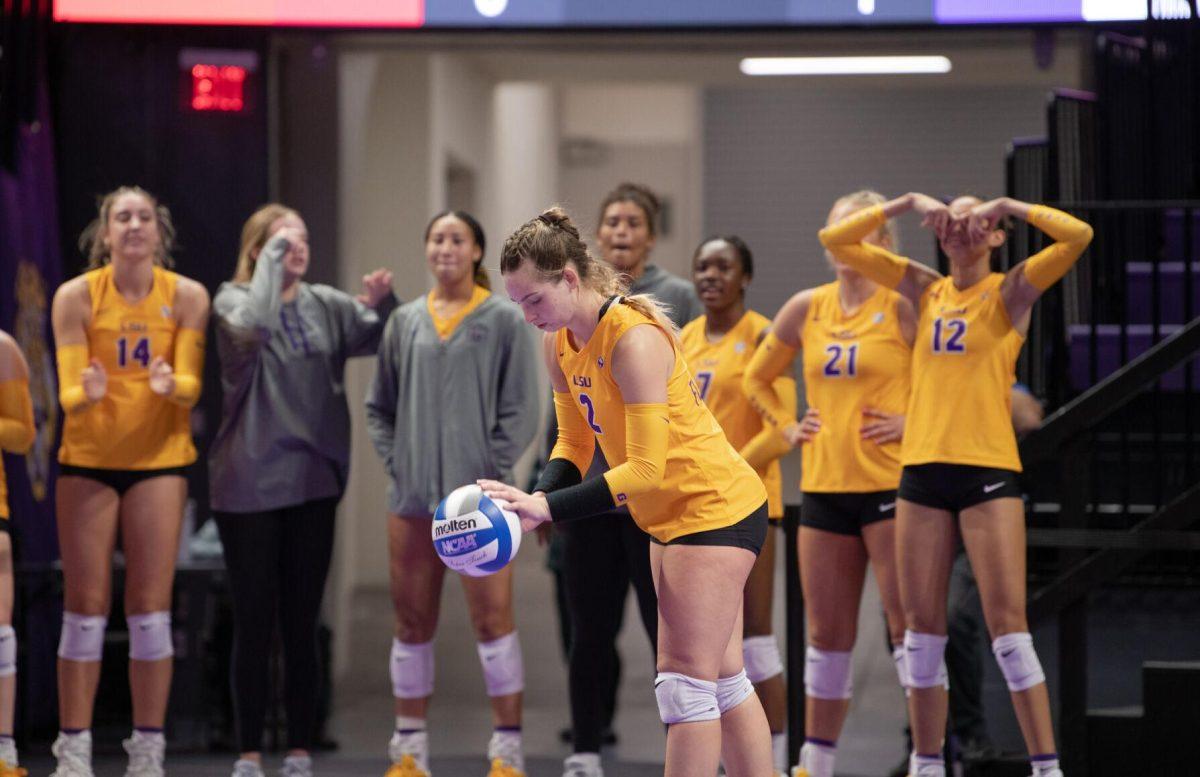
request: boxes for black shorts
[651,502,769,555]
[898,463,1022,512]
[801,490,897,537]
[60,464,189,497]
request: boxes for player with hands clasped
[51,186,210,777]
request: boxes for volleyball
[431,484,522,577]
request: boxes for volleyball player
[744,191,914,777]
[818,193,1092,777]
[547,183,700,777]
[210,204,397,777]
[680,235,794,776]
[0,330,34,775]
[365,212,539,777]
[481,207,773,777]
[51,186,210,777]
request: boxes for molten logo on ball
[432,484,522,577]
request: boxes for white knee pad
[477,631,524,697]
[0,625,15,677]
[716,669,756,714]
[127,611,174,661]
[58,612,107,662]
[654,672,720,724]
[992,632,1045,692]
[904,630,949,690]
[391,638,434,699]
[804,646,853,700]
[743,635,783,683]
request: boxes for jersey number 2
[117,336,151,368]
[579,393,603,434]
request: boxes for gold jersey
[800,282,911,492]
[0,376,35,518]
[59,265,197,469]
[556,300,766,542]
[902,273,1024,471]
[680,310,788,518]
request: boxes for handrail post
[1056,438,1091,773]
[784,504,806,767]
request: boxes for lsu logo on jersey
[572,375,592,388]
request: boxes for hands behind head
[357,269,395,307]
[909,194,1008,244]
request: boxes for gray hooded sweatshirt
[365,292,540,516]
[209,234,398,513]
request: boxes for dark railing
[1006,201,1200,772]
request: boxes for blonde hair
[234,203,300,283]
[834,189,898,250]
[78,186,176,270]
[500,206,679,342]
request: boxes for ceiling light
[739,56,952,76]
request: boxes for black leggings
[561,510,658,754]
[214,497,338,752]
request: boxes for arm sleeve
[166,328,204,408]
[545,391,595,480]
[543,402,668,522]
[364,313,401,464]
[56,344,93,414]
[743,332,799,429]
[738,376,796,470]
[490,321,541,473]
[601,402,669,505]
[817,204,910,289]
[1021,206,1095,291]
[0,378,35,453]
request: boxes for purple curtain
[1,56,62,565]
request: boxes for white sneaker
[122,731,165,777]
[1030,771,1063,777]
[0,738,18,770]
[562,753,602,777]
[912,765,946,777]
[280,756,312,777]
[387,730,430,776]
[486,730,524,775]
[232,760,264,777]
[50,732,93,777]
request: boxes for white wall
[558,83,703,278]
[430,53,497,239]
[333,49,433,677]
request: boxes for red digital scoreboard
[53,0,425,27]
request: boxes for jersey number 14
[117,336,152,368]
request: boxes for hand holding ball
[432,484,522,577]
